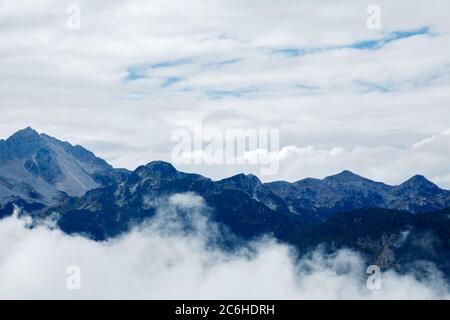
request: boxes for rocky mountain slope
[0,127,114,205]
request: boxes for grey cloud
[1,0,450,186]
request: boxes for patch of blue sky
[161,77,182,88]
[151,58,194,69]
[220,58,240,64]
[273,26,432,57]
[356,80,393,93]
[273,47,322,57]
[124,58,194,82]
[124,66,147,82]
[347,39,382,50]
[389,27,435,40]
[347,26,431,50]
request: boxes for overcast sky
[1,0,450,186]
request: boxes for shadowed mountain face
[0,127,114,205]
[52,161,305,241]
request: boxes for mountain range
[2,128,450,277]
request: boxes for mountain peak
[134,161,180,180]
[246,173,262,183]
[0,128,116,204]
[21,126,38,133]
[325,170,364,181]
[5,127,45,158]
[145,160,177,172]
[219,173,263,194]
[8,127,40,140]
[223,173,262,185]
[338,170,358,176]
[401,175,439,190]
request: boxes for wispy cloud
[1,0,450,181]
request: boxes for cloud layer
[1,1,450,182]
[0,194,448,299]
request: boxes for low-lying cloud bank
[0,194,448,299]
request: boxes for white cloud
[1,0,450,185]
[172,129,450,189]
[237,129,450,188]
[0,194,448,299]
[1,1,449,299]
